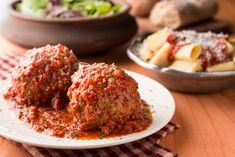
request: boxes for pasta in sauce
[140,28,235,72]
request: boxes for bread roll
[149,0,218,29]
[127,0,159,16]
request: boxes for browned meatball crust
[4,44,79,109]
[67,63,152,135]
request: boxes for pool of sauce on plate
[12,102,152,140]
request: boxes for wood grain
[1,0,235,157]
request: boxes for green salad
[16,0,124,18]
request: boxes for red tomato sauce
[12,100,152,139]
[166,31,230,69]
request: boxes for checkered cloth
[0,52,179,157]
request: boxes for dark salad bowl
[127,35,235,93]
[1,0,137,56]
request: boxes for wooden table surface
[1,0,235,157]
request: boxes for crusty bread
[127,0,159,17]
[149,0,218,29]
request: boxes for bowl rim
[127,34,235,78]
[8,0,131,23]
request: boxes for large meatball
[67,63,151,135]
[5,44,79,109]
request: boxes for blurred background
[0,0,235,54]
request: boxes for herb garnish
[107,73,111,79]
[123,71,128,76]
[109,77,115,81]
[73,61,79,70]
[99,132,105,139]
[78,108,83,113]
[71,132,78,138]
[103,82,108,88]
[18,112,23,119]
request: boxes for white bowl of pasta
[127,29,235,93]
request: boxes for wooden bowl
[1,1,137,56]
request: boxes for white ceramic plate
[0,71,175,149]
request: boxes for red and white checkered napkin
[0,52,179,157]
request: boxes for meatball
[4,44,79,109]
[67,63,151,135]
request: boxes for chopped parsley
[123,71,128,76]
[107,73,115,81]
[78,108,83,113]
[109,77,115,81]
[73,61,79,70]
[103,82,108,88]
[18,112,23,119]
[106,73,111,79]
[70,132,78,138]
[36,55,42,60]
[99,132,105,139]
[27,89,33,97]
